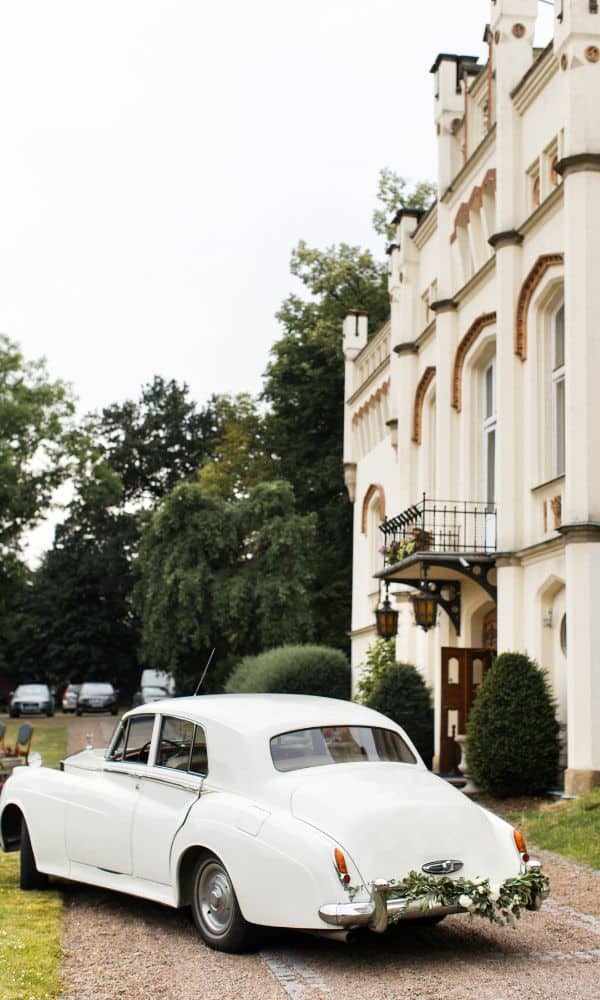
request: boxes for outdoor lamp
[410,591,438,631]
[375,584,399,639]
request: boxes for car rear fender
[173,793,354,929]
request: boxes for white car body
[0,694,541,945]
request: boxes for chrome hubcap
[198,862,234,936]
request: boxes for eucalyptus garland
[349,869,549,926]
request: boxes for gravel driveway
[59,717,600,999]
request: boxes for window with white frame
[552,303,565,476]
[483,358,496,508]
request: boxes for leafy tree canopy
[372,168,437,242]
[134,479,315,693]
[262,241,389,649]
[197,393,278,501]
[93,375,217,505]
[0,335,74,554]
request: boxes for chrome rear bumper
[318,896,464,932]
[319,859,547,932]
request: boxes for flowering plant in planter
[380,529,433,565]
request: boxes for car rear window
[270,726,417,772]
[80,683,113,696]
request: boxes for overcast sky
[0,1,554,420]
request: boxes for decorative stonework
[451,312,497,412]
[361,483,386,534]
[550,495,562,529]
[488,229,523,250]
[515,254,564,360]
[351,378,390,426]
[412,367,436,444]
[512,23,526,38]
[585,45,600,63]
[450,170,496,244]
[556,153,600,177]
[343,463,357,503]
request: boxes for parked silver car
[9,684,54,718]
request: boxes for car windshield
[143,687,168,697]
[81,683,113,695]
[270,726,417,772]
[15,685,48,696]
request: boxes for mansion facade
[343,0,600,795]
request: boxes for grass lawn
[0,719,68,1000]
[502,789,600,871]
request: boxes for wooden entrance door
[440,647,493,774]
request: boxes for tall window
[483,359,496,507]
[552,303,565,476]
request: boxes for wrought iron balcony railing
[380,494,497,565]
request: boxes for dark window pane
[123,716,155,765]
[157,716,194,771]
[270,726,416,772]
[190,726,208,775]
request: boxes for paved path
[56,717,600,999]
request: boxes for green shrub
[225,644,350,700]
[364,661,434,767]
[356,637,396,703]
[466,651,560,797]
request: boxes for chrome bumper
[319,860,547,932]
[318,895,464,932]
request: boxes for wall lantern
[410,591,439,632]
[375,582,399,639]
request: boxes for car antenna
[194,648,216,696]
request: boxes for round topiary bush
[225,644,350,700]
[466,651,560,796]
[364,661,434,768]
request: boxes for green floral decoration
[349,869,549,927]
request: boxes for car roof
[126,693,388,734]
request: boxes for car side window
[107,720,127,761]
[122,715,155,765]
[157,716,194,770]
[155,716,208,776]
[190,726,208,776]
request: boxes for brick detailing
[351,378,390,426]
[451,312,497,412]
[450,169,496,244]
[515,254,564,360]
[412,366,436,444]
[361,483,386,535]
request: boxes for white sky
[1,1,553,560]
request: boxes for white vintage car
[0,694,547,952]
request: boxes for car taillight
[513,829,530,863]
[334,847,351,886]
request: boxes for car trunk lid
[290,763,517,885]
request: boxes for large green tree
[134,479,315,693]
[262,241,389,649]
[197,393,278,501]
[0,336,74,675]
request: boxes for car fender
[0,767,69,875]
[172,791,353,929]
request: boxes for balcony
[377,495,497,605]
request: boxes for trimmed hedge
[364,661,434,768]
[225,644,350,700]
[466,651,560,797]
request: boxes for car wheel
[75,709,82,716]
[46,710,54,717]
[20,820,48,891]
[191,854,256,953]
[111,708,117,715]
[9,709,18,718]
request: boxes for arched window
[482,357,496,507]
[552,303,565,477]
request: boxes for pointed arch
[451,312,497,411]
[515,253,564,360]
[412,366,436,444]
[361,483,386,534]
